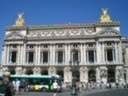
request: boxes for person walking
[0,77,5,96]
[3,76,14,96]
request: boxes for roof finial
[100,8,112,23]
[15,13,25,27]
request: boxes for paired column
[35,45,39,65]
[17,45,21,65]
[6,45,10,65]
[101,43,105,63]
[37,45,41,65]
[50,44,55,65]
[83,44,86,64]
[2,45,7,65]
[118,42,123,64]
[22,43,26,65]
[96,42,102,64]
[114,42,119,63]
[67,44,71,65]
[80,44,84,64]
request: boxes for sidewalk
[80,88,127,96]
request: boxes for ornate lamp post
[69,48,79,96]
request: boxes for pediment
[6,32,24,40]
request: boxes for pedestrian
[0,77,5,96]
[15,79,20,92]
[53,80,58,92]
[3,76,15,96]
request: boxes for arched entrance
[10,67,15,75]
[72,70,80,82]
[41,70,48,75]
[88,69,96,82]
[57,70,64,78]
[107,66,115,83]
[26,68,33,75]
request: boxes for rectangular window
[10,51,17,63]
[58,51,63,63]
[72,50,79,63]
[43,51,48,63]
[27,51,34,63]
[107,49,113,62]
[88,50,94,63]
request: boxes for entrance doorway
[41,70,48,75]
[57,70,63,78]
[72,70,80,82]
[88,69,96,82]
[26,68,33,75]
[107,66,115,82]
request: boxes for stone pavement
[15,88,128,96]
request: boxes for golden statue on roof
[15,13,25,27]
[100,8,112,23]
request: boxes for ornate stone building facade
[1,9,128,84]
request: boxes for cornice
[6,21,120,31]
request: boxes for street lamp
[69,48,80,96]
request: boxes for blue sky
[0,0,128,62]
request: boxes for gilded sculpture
[15,13,25,27]
[100,8,112,23]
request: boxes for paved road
[85,88,128,96]
[15,88,128,96]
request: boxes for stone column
[35,45,38,65]
[2,45,6,65]
[96,67,101,83]
[22,43,26,65]
[86,50,88,63]
[50,45,53,65]
[67,44,71,65]
[20,45,23,65]
[100,66,107,84]
[80,66,88,83]
[64,44,68,65]
[37,45,41,65]
[17,45,21,65]
[115,43,118,63]
[118,42,123,64]
[96,42,101,64]
[48,66,56,75]
[64,66,72,83]
[94,50,96,62]
[83,44,86,64]
[6,45,10,65]
[116,66,124,84]
[52,45,55,65]
[102,43,105,63]
[80,44,84,65]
